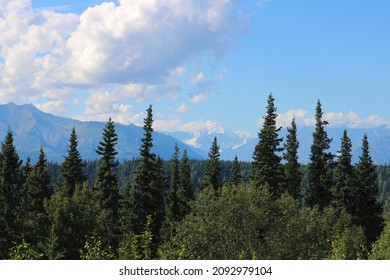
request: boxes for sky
[1,0,389,137]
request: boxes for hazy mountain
[1,102,390,164]
[168,122,390,164]
[166,123,252,160]
[0,103,204,163]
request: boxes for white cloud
[0,0,243,118]
[175,102,191,113]
[154,118,226,134]
[190,72,207,84]
[189,93,209,103]
[258,109,390,129]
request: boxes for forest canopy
[1,96,390,260]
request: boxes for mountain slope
[1,102,390,164]
[168,122,390,164]
[0,103,204,162]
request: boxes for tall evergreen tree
[202,136,222,195]
[120,105,160,236]
[177,150,194,218]
[151,156,168,240]
[355,134,383,244]
[305,100,333,209]
[60,127,86,196]
[229,155,242,187]
[283,117,302,201]
[19,147,52,245]
[251,93,284,196]
[0,130,22,258]
[94,118,120,248]
[26,147,52,213]
[165,144,181,224]
[333,130,355,214]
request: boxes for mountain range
[1,102,390,164]
[0,103,203,162]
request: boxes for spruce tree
[120,105,160,236]
[60,127,86,196]
[251,93,284,196]
[165,143,181,224]
[0,130,22,258]
[26,147,52,213]
[151,156,168,240]
[21,147,52,245]
[229,155,242,187]
[305,100,333,209]
[177,150,194,218]
[333,130,355,214]
[355,134,383,244]
[202,136,222,195]
[94,118,120,248]
[283,117,302,201]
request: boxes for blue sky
[1,0,389,136]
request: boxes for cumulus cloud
[190,72,207,84]
[154,118,226,134]
[0,0,243,120]
[175,102,191,113]
[257,109,390,129]
[189,93,209,103]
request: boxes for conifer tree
[120,105,160,236]
[20,147,52,245]
[202,136,222,195]
[60,127,86,196]
[283,117,302,201]
[165,143,181,224]
[151,156,168,240]
[355,134,383,244]
[94,118,120,248]
[229,155,242,187]
[16,157,31,220]
[0,130,22,258]
[305,100,333,209]
[333,130,355,214]
[251,93,284,196]
[26,147,52,213]
[177,150,194,218]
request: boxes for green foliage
[333,130,355,214]
[38,229,65,260]
[229,155,242,187]
[118,215,154,260]
[251,93,284,197]
[283,117,302,201]
[121,105,159,235]
[80,236,114,260]
[160,183,365,260]
[355,134,384,244]
[120,106,167,255]
[202,137,222,195]
[45,183,100,259]
[160,184,276,259]
[0,130,22,258]
[306,100,333,209]
[8,240,43,260]
[94,118,120,248]
[1,103,389,260]
[177,150,194,218]
[370,222,390,259]
[60,127,86,196]
[164,144,181,230]
[329,226,367,260]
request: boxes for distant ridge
[1,103,390,164]
[0,103,204,163]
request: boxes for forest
[1,93,390,260]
